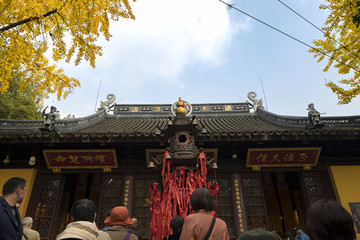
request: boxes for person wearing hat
[237,228,281,240]
[105,206,138,240]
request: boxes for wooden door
[26,172,65,240]
[241,173,269,230]
[262,171,306,238]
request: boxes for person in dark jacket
[237,228,281,240]
[0,177,27,240]
[128,218,141,240]
[163,216,184,240]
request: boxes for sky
[44,0,360,118]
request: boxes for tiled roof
[0,103,360,143]
[74,115,286,134]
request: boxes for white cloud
[45,0,249,117]
[94,0,244,85]
[42,0,360,118]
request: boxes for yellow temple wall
[329,165,360,238]
[0,169,37,218]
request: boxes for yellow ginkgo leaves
[0,0,135,101]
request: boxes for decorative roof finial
[41,106,59,131]
[247,91,264,112]
[306,103,325,129]
[171,98,193,116]
[176,97,186,115]
[98,93,116,113]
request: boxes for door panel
[97,173,123,230]
[241,173,268,230]
[26,173,64,240]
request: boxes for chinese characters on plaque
[43,149,118,173]
[246,147,321,171]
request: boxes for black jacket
[0,196,23,240]
[128,226,142,240]
[163,233,181,240]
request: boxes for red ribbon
[149,151,219,240]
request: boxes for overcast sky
[44,0,360,118]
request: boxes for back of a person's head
[190,188,214,211]
[170,216,184,234]
[238,228,280,240]
[71,199,96,222]
[307,199,356,240]
[293,226,302,232]
[292,226,303,237]
[22,217,33,226]
[131,218,139,228]
[2,177,26,195]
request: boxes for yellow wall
[0,169,37,218]
[329,165,360,238]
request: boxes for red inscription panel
[246,147,321,168]
[43,149,118,171]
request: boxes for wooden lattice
[98,174,122,229]
[302,173,328,205]
[133,178,155,238]
[242,174,268,230]
[209,177,235,237]
[32,174,63,240]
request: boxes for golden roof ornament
[176,97,186,115]
[171,98,193,116]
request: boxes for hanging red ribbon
[149,151,219,240]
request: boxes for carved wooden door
[26,172,65,240]
[241,173,269,230]
[301,171,335,206]
[262,172,301,238]
[97,173,123,230]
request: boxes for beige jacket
[22,226,40,240]
[56,221,99,240]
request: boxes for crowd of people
[0,177,358,240]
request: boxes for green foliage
[0,73,42,119]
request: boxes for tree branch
[0,9,57,32]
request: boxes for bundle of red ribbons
[149,151,219,240]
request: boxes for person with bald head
[21,217,40,240]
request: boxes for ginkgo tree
[310,0,360,104]
[0,0,135,101]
